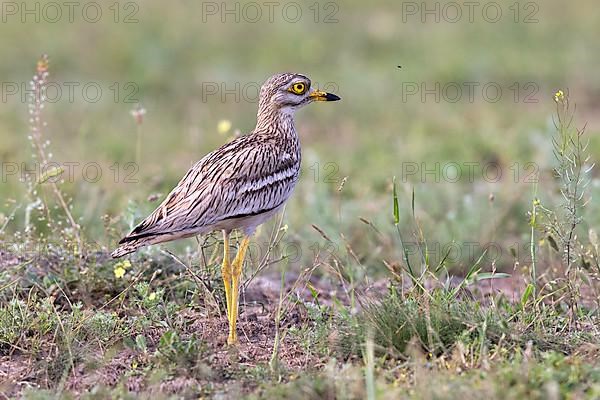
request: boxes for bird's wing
[120,135,299,242]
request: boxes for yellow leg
[228,235,251,345]
[221,231,233,329]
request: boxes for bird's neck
[254,105,298,142]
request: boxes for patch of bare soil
[0,354,40,395]
[0,249,20,269]
[55,308,320,397]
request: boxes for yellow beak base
[309,90,341,102]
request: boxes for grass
[2,0,600,398]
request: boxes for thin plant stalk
[28,55,82,255]
[130,103,146,166]
[269,257,288,373]
[365,330,376,400]
[530,183,539,300]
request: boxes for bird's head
[258,73,340,115]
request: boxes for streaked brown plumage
[111,72,340,344]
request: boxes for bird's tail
[111,240,143,258]
[111,233,169,258]
[111,237,146,258]
[111,230,196,258]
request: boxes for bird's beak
[309,90,341,102]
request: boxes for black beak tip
[326,92,341,101]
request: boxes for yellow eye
[290,83,306,95]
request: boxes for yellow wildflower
[114,266,126,279]
[113,260,132,279]
[217,119,232,135]
[554,89,564,103]
[148,292,157,301]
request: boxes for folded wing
[119,135,299,244]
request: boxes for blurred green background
[1,0,599,273]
